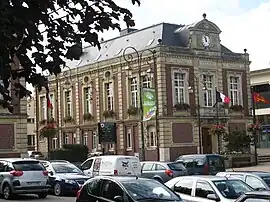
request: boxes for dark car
[235,190,270,202]
[141,161,187,183]
[76,176,183,202]
[43,162,89,196]
[175,154,225,175]
[217,171,270,191]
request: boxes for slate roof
[65,21,233,70]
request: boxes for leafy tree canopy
[0,0,140,113]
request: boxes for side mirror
[49,171,53,176]
[113,195,124,202]
[207,194,220,201]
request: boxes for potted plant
[247,123,261,133]
[209,124,227,137]
[83,113,94,121]
[173,103,190,116]
[103,110,115,118]
[127,106,138,116]
[64,116,74,123]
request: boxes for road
[10,194,75,202]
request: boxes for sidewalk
[226,162,270,172]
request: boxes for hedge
[50,144,88,162]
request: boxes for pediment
[191,20,221,34]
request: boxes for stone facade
[0,59,28,157]
[37,15,252,161]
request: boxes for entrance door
[202,127,212,154]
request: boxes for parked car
[235,190,270,202]
[43,161,89,196]
[141,161,187,183]
[216,171,270,191]
[80,155,141,178]
[165,175,254,202]
[76,176,183,202]
[175,154,226,175]
[0,158,50,200]
[27,151,45,159]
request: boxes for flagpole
[251,86,258,165]
[215,87,221,154]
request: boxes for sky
[96,0,270,71]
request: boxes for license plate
[27,181,41,185]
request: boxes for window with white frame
[40,96,46,120]
[130,78,138,107]
[49,94,54,119]
[105,82,113,111]
[147,126,157,147]
[126,129,132,150]
[142,76,151,88]
[203,75,214,107]
[229,76,241,105]
[83,87,92,114]
[92,132,97,150]
[64,134,69,144]
[52,138,57,149]
[64,90,72,117]
[83,133,88,146]
[173,72,186,104]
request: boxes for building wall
[27,98,36,151]
[0,60,28,157]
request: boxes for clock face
[202,35,210,47]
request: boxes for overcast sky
[98,0,270,71]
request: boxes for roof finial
[203,13,207,19]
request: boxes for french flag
[216,90,230,104]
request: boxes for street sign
[98,122,116,144]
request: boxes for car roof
[91,176,155,182]
[141,161,174,164]
[219,171,270,177]
[176,175,237,181]
[179,154,222,158]
[0,158,39,163]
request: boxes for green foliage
[50,144,88,162]
[0,0,140,112]
[223,130,252,153]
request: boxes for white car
[165,175,254,202]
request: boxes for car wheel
[3,184,12,200]
[37,192,48,198]
[54,182,62,196]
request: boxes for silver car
[165,175,254,202]
[0,158,50,200]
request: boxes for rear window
[261,176,270,186]
[207,156,225,168]
[13,161,45,171]
[168,162,186,171]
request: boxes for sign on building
[98,122,116,144]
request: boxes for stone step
[258,155,270,163]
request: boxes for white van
[80,155,141,178]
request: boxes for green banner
[142,88,157,121]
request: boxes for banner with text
[142,88,157,121]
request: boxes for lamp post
[188,74,207,154]
[122,47,157,161]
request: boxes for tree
[0,0,140,112]
[223,130,252,153]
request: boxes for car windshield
[122,179,181,201]
[213,180,253,199]
[168,162,186,171]
[52,163,83,174]
[261,176,270,187]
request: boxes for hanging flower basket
[209,124,227,136]
[247,123,261,133]
[39,123,57,139]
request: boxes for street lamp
[187,74,207,154]
[122,46,157,161]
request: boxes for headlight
[65,179,76,184]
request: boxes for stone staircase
[258,155,270,163]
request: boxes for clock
[202,35,210,47]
